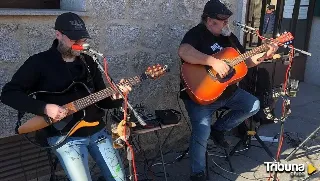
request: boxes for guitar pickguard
[205,65,236,83]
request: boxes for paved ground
[31,82,320,181]
[138,82,320,181]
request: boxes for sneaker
[190,171,206,181]
[210,128,230,148]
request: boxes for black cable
[35,147,42,181]
[19,138,28,181]
[176,91,192,132]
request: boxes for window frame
[0,0,60,9]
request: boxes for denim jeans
[47,128,125,181]
[183,88,260,174]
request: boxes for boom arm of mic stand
[87,52,147,127]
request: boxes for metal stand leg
[155,131,168,181]
[285,124,320,161]
[223,148,234,172]
[229,120,276,162]
[127,146,134,181]
[253,133,276,161]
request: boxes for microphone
[71,43,90,51]
[72,43,104,57]
[232,21,256,31]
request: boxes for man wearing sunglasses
[1,12,130,181]
[178,0,278,180]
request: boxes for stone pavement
[144,82,320,181]
[30,82,320,181]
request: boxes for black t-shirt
[179,23,246,101]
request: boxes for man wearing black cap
[1,12,130,181]
[178,0,278,180]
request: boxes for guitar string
[209,44,269,79]
[75,66,164,110]
[75,76,142,110]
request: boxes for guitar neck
[230,44,269,66]
[73,76,141,111]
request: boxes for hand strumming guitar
[44,104,68,121]
[209,57,230,78]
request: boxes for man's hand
[210,57,230,78]
[258,42,279,61]
[44,104,68,120]
[111,79,132,100]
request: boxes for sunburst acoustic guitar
[181,32,294,105]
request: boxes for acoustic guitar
[17,64,168,139]
[181,32,294,105]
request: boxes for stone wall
[0,0,244,150]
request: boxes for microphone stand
[82,48,144,181]
[84,48,147,127]
[232,22,312,181]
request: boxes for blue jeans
[47,128,125,181]
[183,88,260,174]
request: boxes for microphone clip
[232,21,257,31]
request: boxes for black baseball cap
[203,0,233,20]
[54,12,91,40]
[267,5,275,10]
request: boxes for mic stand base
[228,120,276,162]
[272,119,286,181]
[285,123,320,161]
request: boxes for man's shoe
[190,171,206,181]
[210,128,230,148]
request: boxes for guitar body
[181,47,248,105]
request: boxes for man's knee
[251,97,260,114]
[241,95,260,115]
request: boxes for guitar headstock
[275,31,294,45]
[145,64,169,79]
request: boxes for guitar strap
[79,54,96,93]
[227,35,242,54]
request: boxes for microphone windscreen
[71,44,84,51]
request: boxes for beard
[221,24,232,36]
[57,40,80,58]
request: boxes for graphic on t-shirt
[210,43,223,52]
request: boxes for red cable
[103,57,138,181]
[255,31,295,181]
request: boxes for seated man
[1,12,131,181]
[177,0,278,180]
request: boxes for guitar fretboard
[229,44,269,66]
[74,76,141,111]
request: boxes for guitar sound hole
[216,67,236,82]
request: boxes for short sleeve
[180,27,201,49]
